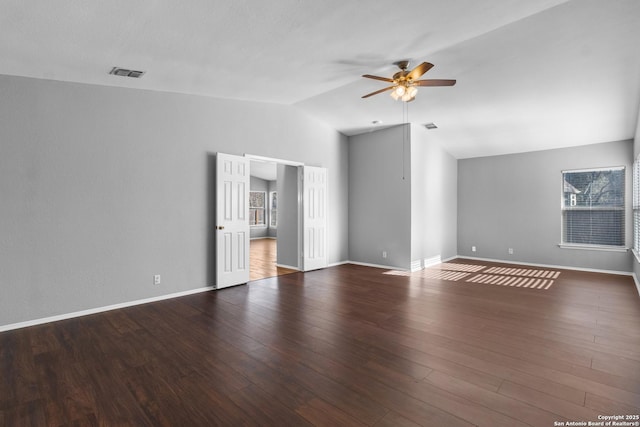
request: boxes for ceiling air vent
[109,67,145,78]
[424,123,438,130]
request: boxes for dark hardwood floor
[1,259,639,426]
[250,238,297,281]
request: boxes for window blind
[561,167,625,247]
[633,159,640,253]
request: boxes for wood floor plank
[591,352,640,380]
[584,392,640,415]
[250,238,297,280]
[295,397,369,427]
[424,370,563,426]
[374,411,423,427]
[248,344,390,425]
[498,380,602,421]
[1,260,639,425]
[305,323,503,392]
[254,328,522,427]
[228,384,315,426]
[123,365,194,426]
[315,306,596,406]
[1,400,47,427]
[1,330,41,407]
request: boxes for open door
[216,153,250,288]
[302,166,328,271]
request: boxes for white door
[216,153,250,288]
[302,166,328,271]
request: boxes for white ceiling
[1,0,639,158]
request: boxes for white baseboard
[0,286,215,333]
[411,255,443,272]
[457,255,634,277]
[328,260,351,267]
[633,273,640,297]
[276,263,300,271]
[347,260,408,271]
[410,261,422,272]
[344,256,460,272]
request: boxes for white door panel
[216,153,250,288]
[303,166,328,271]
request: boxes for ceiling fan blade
[414,79,456,87]
[362,74,394,83]
[406,62,434,80]
[362,86,396,98]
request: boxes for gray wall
[349,125,412,269]
[276,164,299,268]
[410,124,458,266]
[249,176,269,239]
[458,140,633,273]
[0,74,348,327]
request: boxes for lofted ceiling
[1,0,639,158]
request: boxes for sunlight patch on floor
[484,266,561,279]
[466,274,555,289]
[385,263,484,280]
[437,263,487,272]
[385,262,560,290]
[417,270,472,281]
[384,269,471,281]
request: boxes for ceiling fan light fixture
[362,60,454,103]
[391,84,416,102]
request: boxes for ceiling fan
[361,60,456,102]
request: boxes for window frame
[633,157,640,261]
[269,191,277,228]
[249,190,266,227]
[560,166,626,251]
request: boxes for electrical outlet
[154,274,161,285]
[508,248,514,255]
[382,251,387,258]
[471,246,476,252]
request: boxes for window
[561,167,625,248]
[269,191,277,228]
[249,191,266,226]
[634,158,640,255]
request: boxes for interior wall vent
[109,67,145,78]
[424,123,438,130]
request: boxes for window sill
[558,244,628,253]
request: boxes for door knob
[216,226,225,230]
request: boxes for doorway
[214,152,328,288]
[249,158,300,281]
